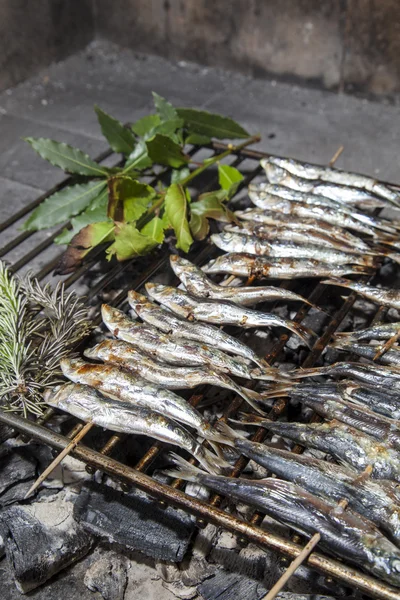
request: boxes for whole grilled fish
[234,208,370,251]
[335,323,400,343]
[250,181,346,211]
[248,193,395,237]
[258,166,390,209]
[45,383,227,473]
[290,391,400,451]
[101,304,271,381]
[331,339,400,367]
[263,156,400,207]
[293,361,400,391]
[202,254,370,280]
[223,221,368,254]
[251,419,400,482]
[170,255,314,308]
[127,290,266,368]
[262,380,400,421]
[211,232,375,267]
[323,277,400,311]
[166,454,400,585]
[84,339,265,412]
[145,283,316,347]
[218,422,400,546]
[60,358,229,444]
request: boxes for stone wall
[0,0,94,91]
[2,0,400,97]
[94,0,400,97]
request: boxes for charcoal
[74,481,195,561]
[0,499,94,593]
[84,551,128,600]
[0,445,37,506]
[0,422,15,444]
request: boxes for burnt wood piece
[0,505,94,593]
[83,552,128,600]
[74,481,195,562]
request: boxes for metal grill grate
[1,142,400,600]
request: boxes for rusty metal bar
[0,411,397,600]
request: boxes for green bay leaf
[54,187,109,244]
[218,164,244,195]
[164,184,193,252]
[23,180,108,231]
[152,92,178,122]
[107,223,157,261]
[146,134,188,168]
[140,216,165,244]
[24,137,109,176]
[57,221,115,274]
[131,114,161,137]
[190,212,210,241]
[176,108,249,139]
[95,106,136,155]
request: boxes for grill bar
[1,142,400,598]
[0,411,398,600]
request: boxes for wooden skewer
[24,421,93,498]
[261,533,321,600]
[329,145,344,167]
[373,328,400,361]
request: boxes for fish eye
[392,559,400,573]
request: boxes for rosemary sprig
[0,262,91,417]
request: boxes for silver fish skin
[60,358,227,444]
[167,455,400,584]
[170,255,314,308]
[293,361,400,391]
[323,277,400,311]
[335,323,400,343]
[256,419,400,482]
[220,428,400,546]
[101,304,254,380]
[234,208,370,251]
[223,222,369,254]
[270,380,400,421]
[127,290,266,368]
[249,182,344,211]
[202,254,370,280]
[46,383,225,474]
[291,392,400,451]
[257,166,388,209]
[211,232,375,267]
[84,339,265,413]
[145,283,316,348]
[248,190,397,236]
[331,339,400,367]
[263,156,400,206]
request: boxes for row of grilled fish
[201,155,400,280]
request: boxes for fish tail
[250,367,291,382]
[287,321,317,349]
[251,356,271,369]
[201,446,232,474]
[165,452,207,481]
[204,425,236,447]
[215,420,245,441]
[320,276,351,288]
[291,366,330,379]
[229,412,270,427]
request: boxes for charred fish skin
[84,339,265,413]
[127,290,266,368]
[231,435,400,546]
[167,456,400,585]
[101,304,254,379]
[170,254,313,308]
[323,277,400,311]
[211,232,374,267]
[60,358,225,444]
[202,253,370,280]
[257,420,400,482]
[46,383,225,473]
[263,156,400,206]
[145,282,315,348]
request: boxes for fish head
[145,282,173,302]
[127,290,156,316]
[101,304,133,336]
[43,384,64,404]
[170,255,197,279]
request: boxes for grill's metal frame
[1,142,400,600]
